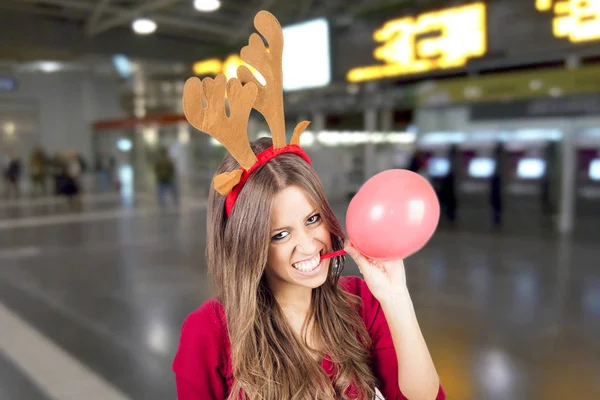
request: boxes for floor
[0,191,599,400]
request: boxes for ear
[213,170,244,195]
[290,121,311,145]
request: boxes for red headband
[225,144,311,217]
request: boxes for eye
[307,213,321,225]
[271,231,289,241]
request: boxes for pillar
[380,108,393,132]
[131,64,150,193]
[364,108,377,179]
[311,111,325,135]
[558,127,576,234]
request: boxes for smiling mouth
[292,250,323,272]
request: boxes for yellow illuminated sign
[346,3,487,83]
[192,58,223,76]
[536,0,553,11]
[193,54,264,83]
[537,0,600,43]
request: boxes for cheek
[267,243,293,272]
[317,226,332,246]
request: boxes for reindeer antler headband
[182,11,312,217]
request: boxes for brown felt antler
[237,11,287,149]
[290,121,311,145]
[182,73,259,195]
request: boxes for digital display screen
[427,157,450,177]
[282,18,331,91]
[468,157,496,178]
[346,3,486,82]
[590,159,600,181]
[517,158,546,179]
[193,18,331,92]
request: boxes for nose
[295,227,319,255]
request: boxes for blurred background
[1,0,599,399]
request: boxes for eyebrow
[271,209,317,233]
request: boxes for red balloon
[346,169,440,261]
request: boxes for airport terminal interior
[1,0,600,399]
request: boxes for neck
[272,284,313,317]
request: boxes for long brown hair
[206,137,377,399]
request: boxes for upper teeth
[293,254,320,271]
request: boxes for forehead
[271,186,316,225]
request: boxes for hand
[344,241,407,302]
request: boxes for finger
[344,243,371,274]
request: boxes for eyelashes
[307,213,321,225]
[272,231,289,241]
[271,213,321,241]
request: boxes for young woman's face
[265,185,332,293]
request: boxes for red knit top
[173,276,446,399]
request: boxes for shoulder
[172,299,229,380]
[338,276,380,328]
[177,299,228,349]
[182,298,226,332]
[338,275,374,305]
[338,275,366,295]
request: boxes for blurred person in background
[1,150,8,194]
[490,142,504,229]
[95,149,116,192]
[51,152,66,196]
[3,149,22,199]
[154,146,179,209]
[29,146,47,196]
[62,151,84,211]
[408,150,426,175]
[77,152,88,176]
[438,145,458,226]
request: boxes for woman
[174,10,443,398]
[173,138,445,400]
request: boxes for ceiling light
[194,0,221,12]
[132,18,157,35]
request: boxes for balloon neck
[320,249,347,260]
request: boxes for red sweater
[173,276,446,399]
